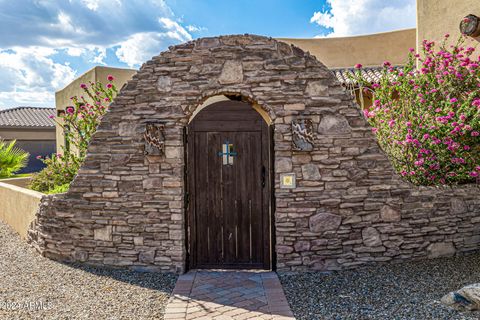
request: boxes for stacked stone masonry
[27,35,480,273]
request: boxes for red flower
[107,75,114,81]
[354,63,362,69]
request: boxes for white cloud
[159,17,193,42]
[115,18,193,67]
[0,91,55,109]
[0,47,76,108]
[0,0,195,108]
[66,47,84,57]
[80,0,100,11]
[311,0,416,37]
[186,25,207,33]
[115,32,163,67]
[91,47,107,64]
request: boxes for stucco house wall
[417,0,480,52]
[279,29,416,68]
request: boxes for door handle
[261,165,266,188]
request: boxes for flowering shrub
[29,76,117,193]
[353,35,479,185]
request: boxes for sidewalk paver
[164,270,295,320]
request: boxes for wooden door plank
[187,100,272,270]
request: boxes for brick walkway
[164,270,295,319]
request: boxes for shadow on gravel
[59,262,178,293]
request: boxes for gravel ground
[0,221,177,320]
[280,255,480,320]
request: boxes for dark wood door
[187,100,271,269]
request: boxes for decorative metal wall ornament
[460,14,480,37]
[144,123,165,155]
[292,119,314,151]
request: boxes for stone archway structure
[28,35,479,273]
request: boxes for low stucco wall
[0,177,31,188]
[0,182,43,239]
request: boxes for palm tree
[0,140,29,178]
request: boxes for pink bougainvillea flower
[66,106,75,114]
[106,83,113,89]
[48,115,55,119]
[107,75,114,81]
[354,63,362,69]
[472,131,479,137]
[36,155,42,160]
[80,83,87,89]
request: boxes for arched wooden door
[186,100,272,269]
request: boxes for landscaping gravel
[280,255,480,320]
[0,221,177,320]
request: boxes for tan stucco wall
[0,181,43,239]
[0,177,31,188]
[279,28,416,68]
[417,0,480,52]
[55,66,137,153]
[0,128,55,141]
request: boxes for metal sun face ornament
[460,14,480,37]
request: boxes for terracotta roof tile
[331,66,402,86]
[0,107,55,128]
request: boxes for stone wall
[27,35,480,273]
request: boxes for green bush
[353,35,480,185]
[0,139,29,178]
[29,153,80,193]
[44,183,70,195]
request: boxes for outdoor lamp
[460,14,480,38]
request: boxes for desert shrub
[353,35,479,185]
[0,139,29,178]
[45,183,70,195]
[30,76,117,193]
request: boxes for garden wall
[27,35,480,273]
[0,181,43,239]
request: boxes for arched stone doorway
[186,100,272,269]
[28,34,479,274]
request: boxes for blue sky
[0,0,416,109]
